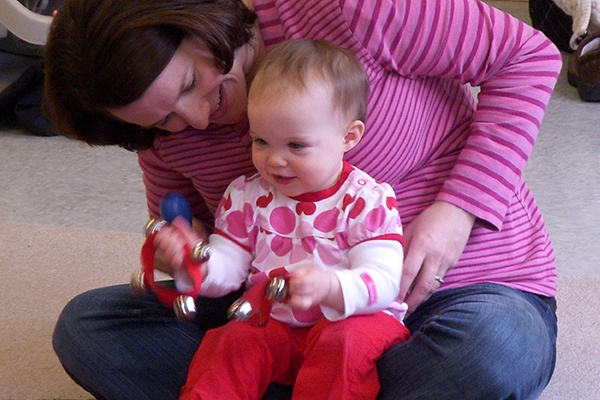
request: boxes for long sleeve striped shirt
[138,0,562,297]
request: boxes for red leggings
[180,312,410,400]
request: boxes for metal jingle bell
[227,298,254,321]
[174,295,197,322]
[190,241,211,262]
[266,276,288,302]
[144,218,167,237]
[130,269,147,296]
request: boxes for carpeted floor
[1,1,599,399]
[0,222,142,400]
[1,221,599,399]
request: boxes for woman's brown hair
[44,0,257,150]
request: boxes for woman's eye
[155,114,172,129]
[186,73,199,93]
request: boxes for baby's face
[248,80,352,197]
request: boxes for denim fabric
[53,283,556,400]
[53,284,241,400]
[377,283,557,400]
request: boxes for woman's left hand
[399,201,476,315]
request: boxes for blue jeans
[53,283,556,400]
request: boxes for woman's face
[108,37,250,132]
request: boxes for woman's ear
[343,120,365,151]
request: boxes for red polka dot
[365,205,386,232]
[270,207,296,234]
[271,236,293,257]
[302,237,316,253]
[226,210,247,238]
[314,208,340,233]
[348,197,366,219]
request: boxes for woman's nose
[178,97,211,130]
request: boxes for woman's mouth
[210,86,226,120]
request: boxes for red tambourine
[227,269,290,327]
[131,218,209,321]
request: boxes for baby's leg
[293,313,409,400]
[181,320,308,400]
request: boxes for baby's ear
[343,120,365,151]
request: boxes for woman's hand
[400,201,476,315]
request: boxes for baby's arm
[287,239,403,320]
[331,239,404,319]
[153,217,251,297]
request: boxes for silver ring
[435,275,445,284]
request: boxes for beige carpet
[1,220,598,399]
[0,221,142,400]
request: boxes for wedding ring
[435,275,445,284]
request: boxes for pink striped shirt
[138,0,561,297]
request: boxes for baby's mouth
[273,175,294,184]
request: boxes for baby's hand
[153,217,201,273]
[287,267,336,311]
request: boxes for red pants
[180,312,410,400]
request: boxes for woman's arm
[340,0,561,312]
[138,149,212,223]
[344,0,562,228]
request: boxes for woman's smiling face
[108,37,251,132]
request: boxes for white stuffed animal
[552,0,600,49]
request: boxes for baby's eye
[288,142,304,150]
[253,138,268,146]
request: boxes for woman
[45,0,561,399]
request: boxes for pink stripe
[361,273,378,306]
[138,0,560,297]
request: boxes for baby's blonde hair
[249,39,369,122]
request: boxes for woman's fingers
[399,201,475,314]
